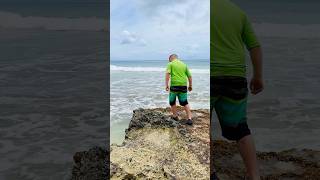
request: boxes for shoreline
[71,108,320,179]
[110,106,210,145]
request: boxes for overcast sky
[110,0,210,61]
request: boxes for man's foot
[186,119,193,125]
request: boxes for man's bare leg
[171,104,178,118]
[184,104,192,119]
[237,135,260,180]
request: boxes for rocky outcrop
[110,107,210,180]
[71,108,320,180]
[71,146,109,180]
[213,140,320,180]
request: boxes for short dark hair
[169,54,178,60]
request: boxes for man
[165,54,193,125]
[211,0,263,179]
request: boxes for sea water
[110,60,210,144]
[0,29,108,179]
[0,2,108,179]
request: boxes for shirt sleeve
[242,15,260,50]
[186,66,192,77]
[166,63,171,74]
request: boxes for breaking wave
[111,65,209,74]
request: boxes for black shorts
[210,76,251,141]
[169,86,188,106]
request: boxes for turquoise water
[110,60,210,144]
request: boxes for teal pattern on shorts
[211,96,247,126]
[210,76,248,127]
[169,91,188,106]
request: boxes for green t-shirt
[211,0,260,77]
[166,59,192,86]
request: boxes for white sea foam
[110,65,209,74]
[0,11,108,31]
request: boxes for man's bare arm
[249,47,263,94]
[188,76,192,91]
[250,47,263,79]
[165,72,170,91]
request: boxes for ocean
[110,60,210,144]
[0,2,108,179]
[0,29,108,179]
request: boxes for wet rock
[71,146,109,180]
[212,140,320,179]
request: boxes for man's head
[169,54,178,62]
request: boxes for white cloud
[135,0,188,15]
[187,44,200,52]
[139,39,147,46]
[111,0,209,60]
[120,30,147,46]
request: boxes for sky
[1,0,320,59]
[110,0,210,61]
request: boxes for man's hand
[250,78,263,95]
[165,73,170,92]
[188,86,192,92]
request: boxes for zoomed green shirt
[211,0,260,77]
[166,59,191,86]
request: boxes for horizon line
[110,59,210,61]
